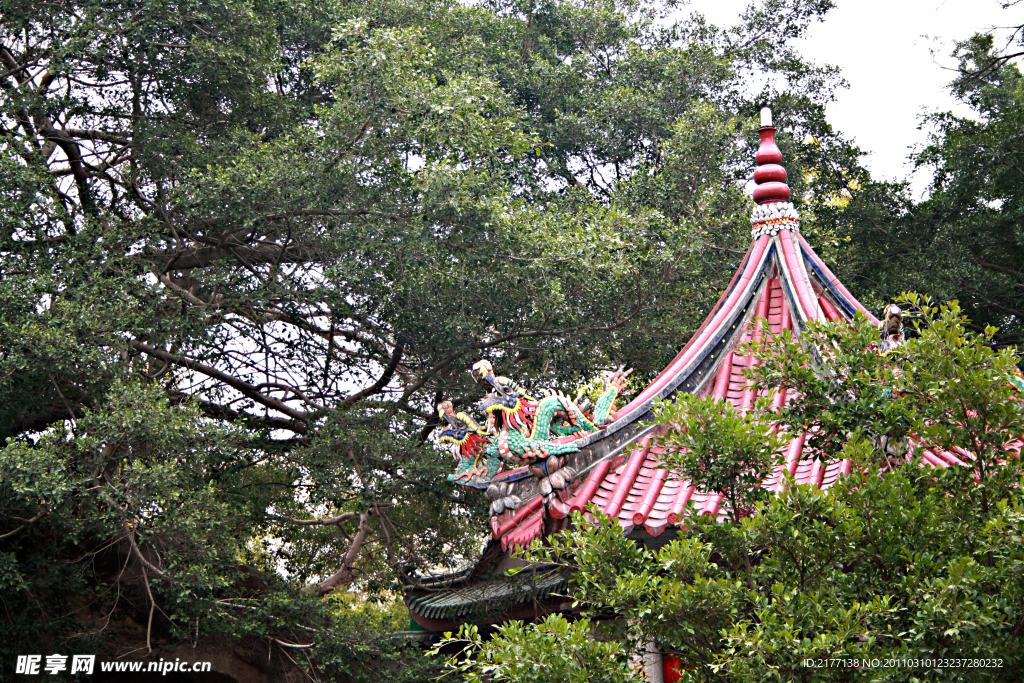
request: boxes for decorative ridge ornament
[878,304,905,352]
[750,107,800,237]
[447,362,631,513]
[750,201,799,237]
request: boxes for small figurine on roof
[879,304,905,352]
[439,401,500,486]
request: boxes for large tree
[0,0,858,677]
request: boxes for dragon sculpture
[443,360,632,513]
[438,400,497,484]
[1011,368,1024,394]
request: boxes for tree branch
[63,128,130,145]
[974,259,1023,278]
[341,340,404,408]
[269,512,357,527]
[308,511,376,595]
[130,340,313,423]
[171,394,309,436]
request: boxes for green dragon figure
[446,361,632,509]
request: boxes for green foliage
[745,311,912,465]
[435,616,642,683]
[0,0,870,677]
[460,470,1024,682]
[644,394,785,525]
[824,6,1024,347]
[897,295,1024,510]
[747,296,1024,508]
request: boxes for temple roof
[403,110,1019,631]
[486,233,876,548]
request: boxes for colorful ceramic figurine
[879,303,905,351]
[445,362,631,509]
[1009,368,1024,394]
[439,401,499,484]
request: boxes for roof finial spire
[750,107,799,237]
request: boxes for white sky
[689,0,1018,198]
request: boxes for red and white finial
[750,107,799,237]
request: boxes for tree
[644,392,785,589]
[441,303,1024,682]
[647,393,785,528]
[0,0,862,676]
[822,4,1024,348]
[749,296,1024,509]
